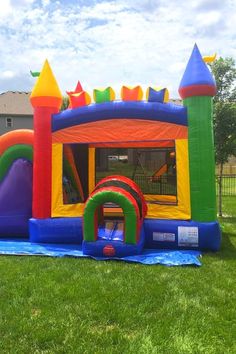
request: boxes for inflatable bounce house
[0,44,221,259]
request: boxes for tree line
[210,58,236,216]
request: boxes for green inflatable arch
[83,188,139,244]
[0,144,33,181]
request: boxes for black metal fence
[216,175,236,196]
[133,175,177,195]
[96,174,236,197]
[96,174,177,196]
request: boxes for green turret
[179,44,217,222]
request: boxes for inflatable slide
[0,130,84,237]
[0,130,33,236]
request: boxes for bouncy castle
[0,44,221,258]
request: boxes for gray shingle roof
[0,91,182,116]
[0,91,33,115]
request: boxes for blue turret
[179,44,216,99]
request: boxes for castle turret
[30,60,62,218]
[179,44,217,222]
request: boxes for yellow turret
[30,59,63,109]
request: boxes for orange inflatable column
[30,60,62,218]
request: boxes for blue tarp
[0,240,201,266]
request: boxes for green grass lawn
[0,197,236,354]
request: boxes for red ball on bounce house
[103,244,116,257]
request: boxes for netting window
[95,146,177,205]
[62,144,89,205]
[61,143,178,206]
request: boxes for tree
[209,58,236,216]
[60,96,69,111]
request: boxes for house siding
[0,115,33,135]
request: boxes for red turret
[30,60,62,218]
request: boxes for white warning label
[178,226,199,247]
[153,232,175,242]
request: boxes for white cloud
[11,0,35,6]
[192,0,225,11]
[0,0,235,97]
[196,11,222,27]
[1,71,15,79]
[41,0,50,6]
[0,0,12,18]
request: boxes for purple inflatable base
[0,159,32,237]
[0,216,30,237]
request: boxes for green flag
[30,70,40,77]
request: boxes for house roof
[0,91,33,115]
[0,91,182,116]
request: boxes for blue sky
[0,0,235,98]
